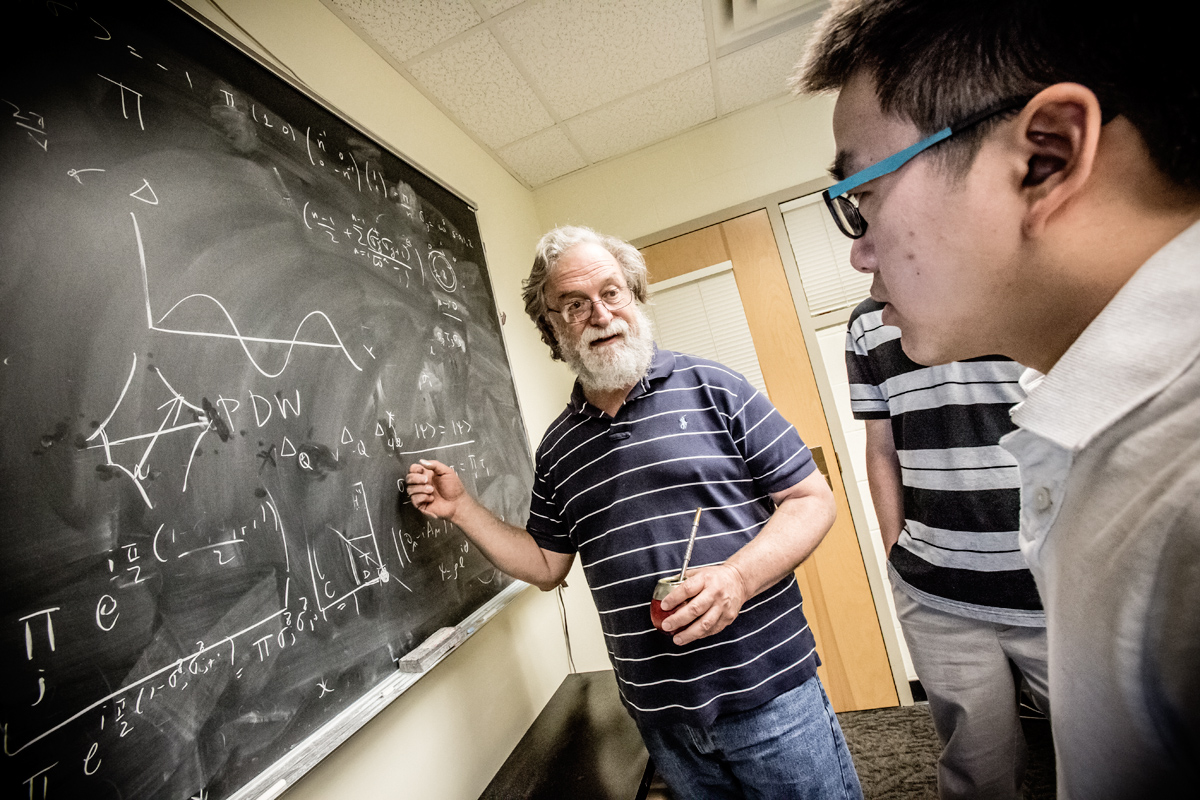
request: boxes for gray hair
[522,226,649,361]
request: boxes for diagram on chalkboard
[309,480,408,621]
[0,2,532,799]
[85,350,221,508]
[133,212,365,378]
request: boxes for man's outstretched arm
[405,459,573,591]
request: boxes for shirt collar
[567,346,675,417]
[1012,219,1200,451]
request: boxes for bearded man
[406,226,861,800]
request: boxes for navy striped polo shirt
[526,349,820,728]
[846,299,1043,624]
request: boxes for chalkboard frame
[230,581,527,800]
[0,0,539,797]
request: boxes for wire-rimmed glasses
[547,284,634,325]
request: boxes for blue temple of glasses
[825,126,953,199]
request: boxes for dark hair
[794,0,1200,190]
[522,226,649,361]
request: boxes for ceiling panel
[716,22,814,114]
[320,0,827,189]
[329,0,481,62]
[479,0,526,14]
[498,126,588,186]
[407,27,553,150]
[566,67,715,163]
[494,0,708,119]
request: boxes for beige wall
[181,1,609,798]
[533,91,837,242]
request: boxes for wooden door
[641,210,898,712]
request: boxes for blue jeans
[638,676,863,800]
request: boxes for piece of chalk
[397,626,460,673]
[256,778,288,800]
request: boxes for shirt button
[1034,487,1053,512]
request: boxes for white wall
[180,1,609,798]
[533,91,838,241]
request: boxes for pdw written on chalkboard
[0,1,533,798]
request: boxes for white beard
[558,306,656,395]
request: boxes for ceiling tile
[498,127,588,186]
[327,0,481,62]
[566,68,715,162]
[408,28,555,150]
[479,0,526,15]
[496,0,708,119]
[716,23,814,114]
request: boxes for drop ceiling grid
[493,0,709,120]
[566,67,716,163]
[406,27,553,150]
[322,0,822,188]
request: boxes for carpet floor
[646,702,1056,799]
[837,703,1056,799]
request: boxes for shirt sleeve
[727,379,815,495]
[525,455,575,554]
[846,309,891,421]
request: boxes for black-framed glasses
[547,284,634,325]
[823,96,1033,239]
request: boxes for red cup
[651,576,685,632]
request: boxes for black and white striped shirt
[847,300,1043,625]
[527,349,820,727]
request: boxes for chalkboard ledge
[228,581,531,800]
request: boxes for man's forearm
[725,470,837,598]
[449,496,570,590]
[863,418,905,556]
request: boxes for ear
[1014,83,1104,237]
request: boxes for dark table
[480,671,655,800]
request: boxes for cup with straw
[651,508,702,633]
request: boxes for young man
[848,298,1048,799]
[796,2,1200,797]
[406,226,861,799]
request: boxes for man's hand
[405,459,468,522]
[655,469,835,646]
[405,459,573,591]
[659,562,750,646]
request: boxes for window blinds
[780,193,871,316]
[645,262,769,396]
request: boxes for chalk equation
[1,2,531,799]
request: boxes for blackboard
[0,1,535,798]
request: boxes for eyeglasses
[823,96,1033,239]
[547,284,634,325]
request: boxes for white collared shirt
[1000,219,1200,798]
